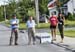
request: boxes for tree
[0,6,4,21]
[0,0,53,21]
[5,0,17,19]
[56,0,70,13]
[17,0,35,20]
[39,0,49,15]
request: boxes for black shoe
[53,39,56,41]
[28,43,31,45]
[9,42,12,45]
[9,43,12,46]
[15,43,18,45]
[33,42,36,45]
[51,40,53,44]
[20,31,24,33]
[33,43,35,45]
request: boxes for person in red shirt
[49,13,58,43]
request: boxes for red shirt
[49,16,58,26]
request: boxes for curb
[52,42,75,52]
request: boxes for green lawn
[5,21,75,37]
[65,20,75,27]
[5,21,50,29]
[5,20,75,29]
[19,20,75,29]
[5,20,75,37]
[57,30,75,38]
[64,30,75,37]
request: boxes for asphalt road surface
[0,24,71,52]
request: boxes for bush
[0,17,4,21]
[67,13,75,20]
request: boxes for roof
[47,0,56,9]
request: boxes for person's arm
[10,19,18,27]
[13,19,19,25]
[15,19,19,24]
[48,17,51,23]
[17,19,19,27]
[62,15,65,25]
[17,19,19,24]
[55,16,58,23]
[63,16,65,22]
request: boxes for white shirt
[26,20,36,28]
[10,19,19,29]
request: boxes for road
[0,24,71,52]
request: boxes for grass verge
[4,21,75,37]
[5,20,75,29]
[57,30,75,38]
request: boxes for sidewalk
[54,35,75,51]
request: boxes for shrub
[67,13,75,20]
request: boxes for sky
[0,0,18,6]
[0,0,8,6]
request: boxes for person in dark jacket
[58,13,65,43]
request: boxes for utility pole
[56,0,61,13]
[35,0,39,24]
[4,1,6,21]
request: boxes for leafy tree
[39,0,49,15]
[0,6,4,21]
[5,0,17,19]
[56,0,70,13]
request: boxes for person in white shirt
[26,16,36,45]
[9,15,19,45]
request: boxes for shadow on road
[52,43,75,52]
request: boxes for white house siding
[73,0,75,13]
[48,0,75,16]
[67,0,75,14]
[48,7,58,17]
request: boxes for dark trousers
[58,24,64,39]
[10,28,18,45]
[28,28,36,44]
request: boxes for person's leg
[58,25,64,43]
[62,26,64,39]
[31,28,36,45]
[50,26,53,40]
[60,25,64,43]
[9,30,13,45]
[54,27,57,41]
[28,28,32,45]
[51,28,54,42]
[14,29,18,45]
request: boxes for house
[48,0,58,17]
[67,0,75,14]
[48,0,75,17]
